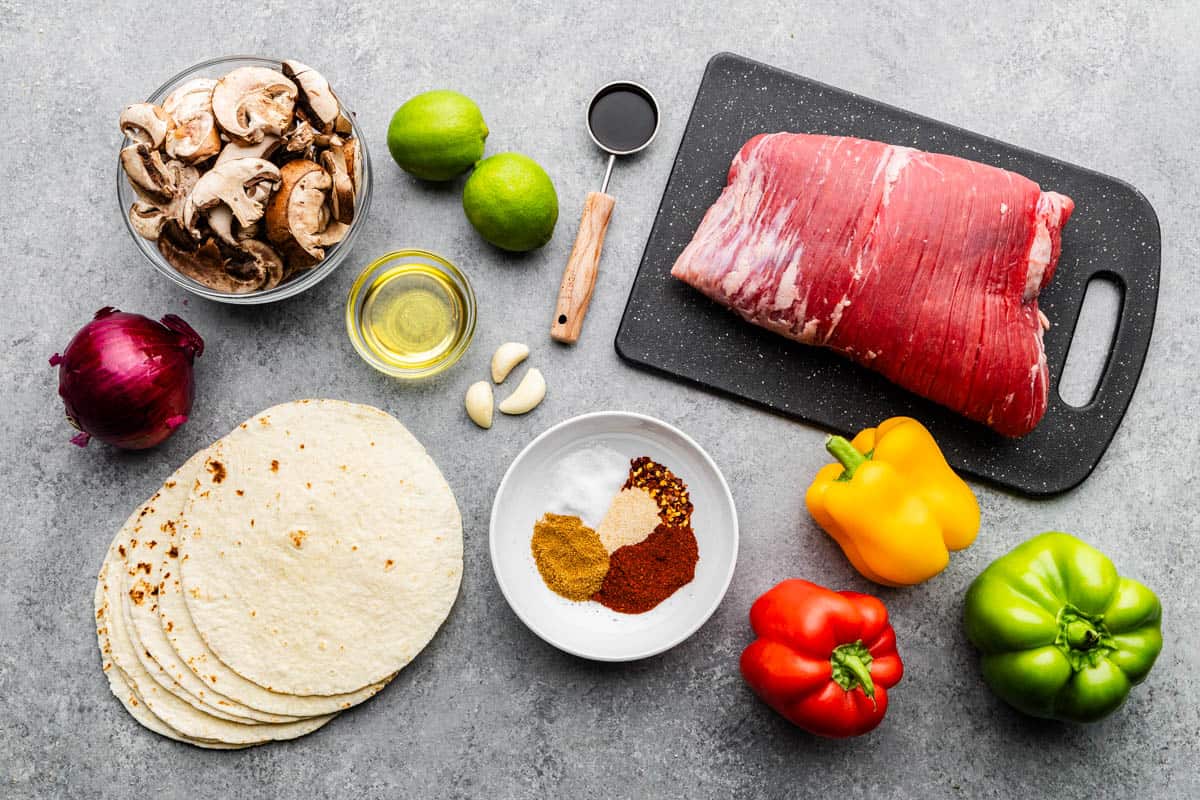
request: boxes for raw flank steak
[671,133,1074,437]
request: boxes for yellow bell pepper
[804,417,980,586]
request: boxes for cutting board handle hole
[1058,275,1124,408]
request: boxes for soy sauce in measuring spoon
[589,87,658,153]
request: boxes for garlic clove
[464,381,494,429]
[498,368,546,415]
[491,342,530,384]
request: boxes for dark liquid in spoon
[589,86,658,153]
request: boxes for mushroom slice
[266,160,348,268]
[343,138,361,196]
[283,120,317,157]
[129,201,168,240]
[320,143,355,224]
[162,78,221,163]
[120,143,174,198]
[126,161,199,241]
[119,103,173,149]
[182,157,281,236]
[281,60,341,133]
[212,67,297,144]
[157,222,273,294]
[157,223,254,293]
[215,135,281,165]
[230,239,285,290]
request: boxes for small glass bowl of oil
[345,250,476,379]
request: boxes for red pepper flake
[624,457,693,528]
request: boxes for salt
[543,443,630,529]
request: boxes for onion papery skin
[51,307,204,450]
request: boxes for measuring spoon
[551,81,660,344]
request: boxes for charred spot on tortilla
[206,459,227,483]
[270,459,280,472]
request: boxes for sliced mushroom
[129,201,168,240]
[182,157,281,236]
[162,78,221,163]
[281,60,341,134]
[120,143,174,198]
[211,67,297,144]
[320,143,355,224]
[342,137,361,196]
[230,239,285,290]
[126,160,199,241]
[266,160,349,269]
[119,103,173,149]
[157,221,277,294]
[283,119,317,157]
[215,135,281,165]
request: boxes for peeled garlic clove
[491,342,530,384]
[498,368,546,415]
[465,381,494,429]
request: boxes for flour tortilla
[121,451,302,724]
[156,490,390,716]
[99,508,335,745]
[178,400,463,695]
[95,561,247,750]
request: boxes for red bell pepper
[740,579,904,737]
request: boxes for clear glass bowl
[345,250,477,379]
[116,55,373,305]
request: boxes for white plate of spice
[489,411,738,661]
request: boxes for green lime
[462,153,558,252]
[386,90,488,181]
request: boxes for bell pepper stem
[826,436,868,480]
[1065,619,1100,650]
[830,641,877,707]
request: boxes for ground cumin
[593,523,699,614]
[530,513,610,601]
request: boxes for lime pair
[386,91,557,252]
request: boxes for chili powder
[592,523,699,614]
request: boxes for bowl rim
[344,248,478,379]
[488,410,740,662]
[116,54,372,305]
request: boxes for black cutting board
[616,53,1159,496]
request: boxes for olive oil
[359,264,468,371]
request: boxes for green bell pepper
[964,532,1162,723]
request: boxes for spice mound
[592,524,699,614]
[530,513,609,601]
[597,487,661,552]
[530,454,701,614]
[626,456,693,527]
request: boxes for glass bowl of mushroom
[116,55,373,304]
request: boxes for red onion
[50,307,204,450]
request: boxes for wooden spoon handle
[551,191,616,344]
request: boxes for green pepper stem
[830,641,876,705]
[826,436,868,479]
[1065,619,1100,650]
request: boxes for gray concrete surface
[1,1,1197,797]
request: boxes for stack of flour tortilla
[94,400,463,748]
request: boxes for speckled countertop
[1,1,1196,798]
